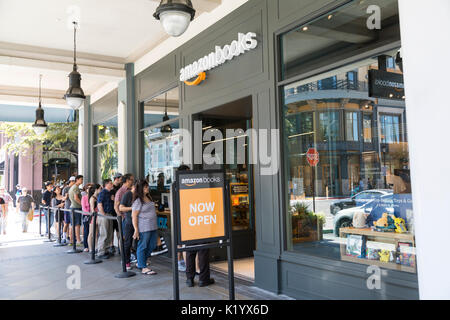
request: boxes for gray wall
[134,0,419,299]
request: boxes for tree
[0,121,78,159]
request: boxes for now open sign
[177,171,227,244]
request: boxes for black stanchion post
[171,183,180,300]
[45,207,55,242]
[225,183,235,300]
[84,211,102,264]
[67,208,82,254]
[115,215,136,278]
[38,206,42,236]
[54,208,67,247]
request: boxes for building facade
[78,0,450,299]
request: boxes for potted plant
[290,203,325,241]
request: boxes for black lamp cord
[73,21,78,71]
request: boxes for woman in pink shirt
[81,185,92,252]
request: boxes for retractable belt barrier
[39,205,136,278]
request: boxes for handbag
[27,208,34,221]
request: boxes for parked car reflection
[333,194,395,235]
[330,189,392,215]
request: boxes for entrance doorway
[193,96,255,281]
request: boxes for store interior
[194,96,256,281]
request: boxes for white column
[399,0,450,299]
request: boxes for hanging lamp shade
[64,22,85,110]
[153,0,196,37]
[64,67,86,109]
[33,74,47,135]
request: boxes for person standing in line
[62,177,75,243]
[51,186,65,239]
[109,173,123,255]
[97,179,115,259]
[68,175,83,246]
[0,186,13,235]
[16,188,35,233]
[42,181,54,236]
[88,184,102,253]
[119,181,137,270]
[0,196,6,235]
[81,184,92,252]
[132,179,158,275]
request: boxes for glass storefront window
[93,117,119,182]
[144,126,181,189]
[142,87,180,192]
[280,0,416,274]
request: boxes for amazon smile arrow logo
[184,72,206,86]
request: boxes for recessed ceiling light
[328,14,333,20]
[302,26,308,31]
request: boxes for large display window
[93,116,118,182]
[142,87,180,191]
[280,0,416,274]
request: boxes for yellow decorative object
[379,250,390,263]
[374,213,389,227]
[394,217,407,233]
[184,72,206,86]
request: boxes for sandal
[142,268,157,275]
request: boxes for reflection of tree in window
[96,125,118,180]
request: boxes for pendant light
[33,74,48,135]
[64,21,86,110]
[160,92,173,137]
[153,0,196,37]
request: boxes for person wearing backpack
[16,188,35,233]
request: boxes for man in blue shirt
[97,179,115,259]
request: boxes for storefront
[134,0,419,299]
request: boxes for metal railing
[39,205,136,278]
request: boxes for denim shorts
[68,210,82,226]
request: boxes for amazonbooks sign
[179,32,258,84]
[177,171,228,244]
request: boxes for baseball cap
[45,181,53,187]
[113,173,123,180]
[69,176,76,182]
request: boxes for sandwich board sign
[176,170,229,245]
[171,170,234,300]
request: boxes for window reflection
[282,57,415,273]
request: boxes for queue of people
[0,166,215,287]
[40,173,172,276]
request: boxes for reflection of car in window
[333,194,394,235]
[330,189,392,215]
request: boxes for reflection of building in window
[380,114,401,143]
[144,128,181,187]
[319,110,340,142]
[363,114,373,143]
[345,112,358,141]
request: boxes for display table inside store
[339,227,416,273]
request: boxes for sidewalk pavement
[0,237,292,300]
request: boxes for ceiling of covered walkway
[0,0,226,123]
